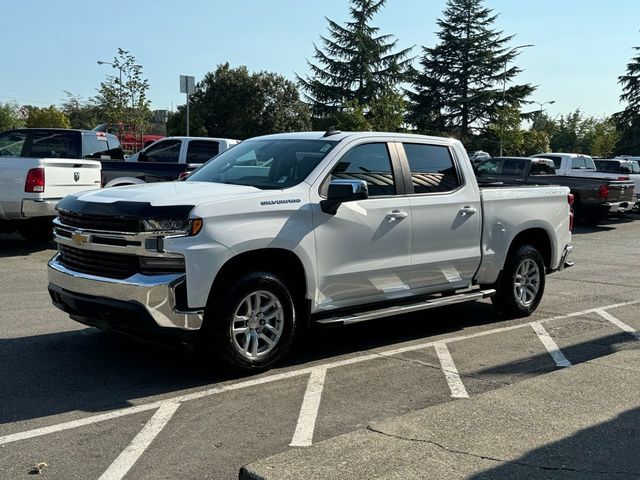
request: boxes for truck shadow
[0,234,55,258]
[0,301,505,425]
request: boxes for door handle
[386,210,408,221]
[459,206,477,215]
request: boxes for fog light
[140,256,185,273]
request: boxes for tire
[491,245,545,318]
[201,271,297,373]
[17,218,54,243]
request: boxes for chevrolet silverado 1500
[48,131,573,371]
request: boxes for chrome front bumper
[48,254,203,330]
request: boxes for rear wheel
[491,245,545,318]
[202,271,297,372]
[17,217,54,243]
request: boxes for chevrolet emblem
[71,232,90,245]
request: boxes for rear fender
[104,177,145,188]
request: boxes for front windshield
[187,138,338,189]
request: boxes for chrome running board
[314,289,496,326]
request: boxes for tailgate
[606,181,634,203]
[43,159,102,198]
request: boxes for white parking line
[434,342,469,398]
[2,300,638,447]
[98,403,180,480]
[530,322,572,367]
[289,368,327,447]
[594,309,640,341]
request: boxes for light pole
[534,100,555,113]
[97,60,124,116]
[500,44,534,156]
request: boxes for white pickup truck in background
[0,129,103,242]
[48,130,573,372]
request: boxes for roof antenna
[323,126,341,137]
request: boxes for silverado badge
[71,232,89,245]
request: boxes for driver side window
[330,143,396,196]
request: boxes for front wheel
[202,272,297,372]
[491,245,545,318]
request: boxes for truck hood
[73,181,266,207]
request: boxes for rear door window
[186,140,220,164]
[402,143,461,194]
[141,139,181,163]
[0,131,28,157]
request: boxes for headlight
[141,218,189,232]
[141,217,203,235]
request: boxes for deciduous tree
[25,105,71,129]
[169,64,311,139]
[94,48,152,132]
[0,102,24,131]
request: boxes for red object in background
[93,123,164,153]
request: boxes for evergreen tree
[615,44,640,154]
[408,0,535,139]
[298,0,413,117]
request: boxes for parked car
[101,136,240,187]
[48,130,573,372]
[594,158,640,210]
[469,150,491,164]
[476,157,635,223]
[0,128,106,242]
[531,153,635,219]
[93,123,164,154]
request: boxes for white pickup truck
[0,129,103,242]
[47,131,573,371]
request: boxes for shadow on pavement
[470,406,640,479]
[0,234,55,258]
[0,301,504,425]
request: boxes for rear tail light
[178,172,190,181]
[618,176,630,181]
[25,168,45,193]
[568,193,574,232]
[598,185,609,200]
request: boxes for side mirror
[320,179,368,215]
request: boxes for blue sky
[1,0,639,118]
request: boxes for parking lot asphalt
[1,217,639,480]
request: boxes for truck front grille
[58,245,140,279]
[58,210,140,233]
